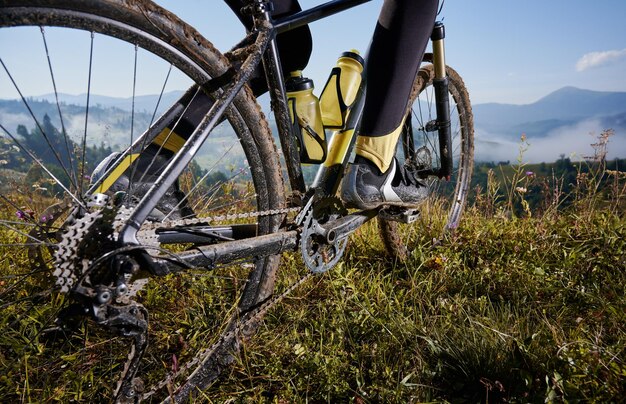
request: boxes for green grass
[1,158,625,402]
[205,207,625,403]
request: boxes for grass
[1,150,625,402]
[206,206,625,403]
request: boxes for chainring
[300,196,348,273]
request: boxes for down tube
[311,83,366,197]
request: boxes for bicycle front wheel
[378,64,474,261]
[0,0,283,401]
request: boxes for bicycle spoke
[0,222,53,246]
[133,87,202,187]
[0,196,44,231]
[79,31,95,197]
[126,44,139,200]
[162,142,238,221]
[0,289,56,311]
[0,267,55,299]
[0,124,87,210]
[193,167,252,214]
[40,26,78,189]
[150,64,173,126]
[0,58,78,193]
[127,64,174,190]
[0,220,40,228]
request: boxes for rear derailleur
[49,196,151,401]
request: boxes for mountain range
[1,86,625,163]
[31,91,186,116]
[473,86,626,140]
[470,87,626,162]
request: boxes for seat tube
[431,21,453,179]
[253,0,307,194]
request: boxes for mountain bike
[0,0,473,401]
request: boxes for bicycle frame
[84,0,452,275]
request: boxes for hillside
[1,160,624,402]
[33,90,185,115]
[0,94,246,174]
[0,98,154,148]
[2,86,626,165]
[473,87,626,139]
[470,87,626,163]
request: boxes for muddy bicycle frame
[86,0,453,275]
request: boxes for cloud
[576,49,626,72]
[474,120,626,164]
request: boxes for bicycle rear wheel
[378,64,474,261]
[0,0,283,401]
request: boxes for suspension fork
[431,21,453,179]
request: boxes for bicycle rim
[378,64,474,261]
[0,0,284,401]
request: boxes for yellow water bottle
[286,71,326,164]
[320,50,365,129]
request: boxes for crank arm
[319,209,378,244]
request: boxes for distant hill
[2,86,625,164]
[0,92,248,171]
[471,87,626,162]
[473,87,626,139]
[34,91,185,115]
[0,98,154,148]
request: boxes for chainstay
[140,271,314,401]
[119,206,302,234]
[112,206,302,248]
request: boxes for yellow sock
[354,120,404,173]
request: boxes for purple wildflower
[525,171,535,177]
[16,209,34,221]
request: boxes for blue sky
[154,0,626,105]
[1,0,625,105]
[1,1,625,162]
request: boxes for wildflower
[520,133,527,142]
[607,170,626,179]
[515,187,527,194]
[525,171,535,177]
[16,208,34,221]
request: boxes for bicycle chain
[51,204,308,402]
[113,205,300,243]
[52,204,301,296]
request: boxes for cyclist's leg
[342,0,439,209]
[224,0,313,96]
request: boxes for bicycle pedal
[379,207,420,224]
